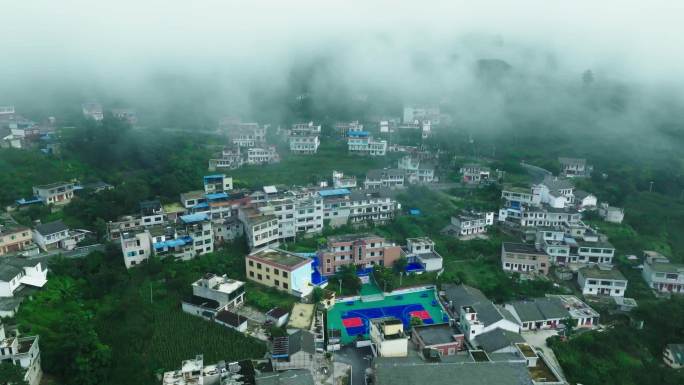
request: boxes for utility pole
[649,181,654,193]
[150,283,153,304]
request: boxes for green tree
[0,362,28,385]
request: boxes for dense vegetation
[15,243,267,385]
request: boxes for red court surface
[409,310,431,320]
[342,317,363,328]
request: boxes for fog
[2,0,684,130]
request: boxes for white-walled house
[0,257,48,299]
[403,237,443,272]
[578,265,628,297]
[190,273,245,309]
[32,220,82,251]
[0,323,43,385]
[32,182,75,206]
[574,190,597,210]
[598,202,625,224]
[120,231,152,269]
[504,298,570,331]
[445,211,494,238]
[370,318,408,357]
[641,250,684,295]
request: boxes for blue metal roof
[409,209,421,215]
[348,131,369,137]
[203,174,224,180]
[180,213,209,223]
[318,188,351,197]
[205,192,229,201]
[191,202,209,209]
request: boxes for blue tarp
[409,209,421,216]
[190,202,209,210]
[180,213,209,223]
[153,236,193,250]
[318,188,351,197]
[405,262,426,273]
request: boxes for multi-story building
[209,146,244,170]
[81,102,103,121]
[370,318,408,357]
[188,273,245,309]
[332,171,357,189]
[402,237,443,272]
[519,205,581,228]
[444,211,494,238]
[238,207,279,250]
[335,121,364,136]
[32,181,75,206]
[0,105,16,120]
[403,106,440,124]
[397,155,435,183]
[222,122,266,147]
[245,248,313,297]
[203,174,233,194]
[0,222,32,256]
[559,157,592,178]
[0,258,48,309]
[501,242,550,276]
[347,131,387,156]
[537,176,575,209]
[578,265,628,297]
[246,146,280,165]
[32,220,85,251]
[598,202,625,224]
[459,164,491,184]
[0,323,42,385]
[146,213,214,261]
[574,190,598,210]
[120,231,152,269]
[289,122,321,154]
[500,185,541,207]
[111,108,137,125]
[163,356,257,385]
[318,188,399,227]
[364,169,406,189]
[317,234,402,275]
[107,201,169,241]
[641,250,684,295]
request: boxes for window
[257,274,262,280]
[257,263,262,269]
[283,283,288,289]
[282,271,288,278]
[249,271,254,277]
[275,280,280,286]
[249,260,254,267]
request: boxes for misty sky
[2,0,683,109]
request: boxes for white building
[335,121,364,136]
[0,258,48,317]
[641,250,684,295]
[81,102,103,121]
[370,318,408,357]
[403,106,440,124]
[32,181,75,206]
[443,284,520,342]
[347,131,387,156]
[191,273,245,309]
[598,202,625,224]
[32,220,84,251]
[559,157,592,178]
[0,323,42,385]
[246,146,280,165]
[364,169,406,189]
[289,122,320,154]
[332,171,357,189]
[397,155,435,184]
[120,231,152,269]
[460,164,491,184]
[227,122,266,147]
[403,237,443,272]
[578,265,628,297]
[318,188,399,227]
[504,297,570,331]
[162,355,254,385]
[536,176,575,209]
[147,214,214,261]
[203,174,233,194]
[445,211,494,238]
[245,248,313,297]
[574,190,598,210]
[238,207,279,250]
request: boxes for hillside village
[1,101,683,385]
